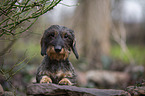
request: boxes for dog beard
[46,46,70,61]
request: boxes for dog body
[36,25,78,85]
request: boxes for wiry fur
[36,25,78,85]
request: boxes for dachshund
[36,25,79,85]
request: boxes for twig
[0,39,17,56]
[0,0,62,37]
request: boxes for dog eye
[49,33,55,37]
[64,34,68,38]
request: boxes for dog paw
[40,76,52,84]
[58,78,72,85]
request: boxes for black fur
[36,25,79,85]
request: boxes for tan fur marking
[40,76,52,84]
[58,78,72,85]
[56,70,64,77]
[56,71,73,78]
[46,46,70,60]
[65,71,73,77]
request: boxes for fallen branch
[27,83,130,96]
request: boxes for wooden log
[126,86,145,96]
[27,83,130,96]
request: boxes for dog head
[41,25,79,60]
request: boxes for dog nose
[54,45,62,53]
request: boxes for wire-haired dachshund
[36,25,79,85]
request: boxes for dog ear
[72,39,79,59]
[40,37,47,56]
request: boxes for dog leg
[40,76,52,84]
[58,78,72,85]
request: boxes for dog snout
[54,45,62,53]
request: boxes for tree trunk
[71,0,111,69]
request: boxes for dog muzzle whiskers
[46,46,70,61]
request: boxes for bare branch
[0,0,62,37]
[0,39,17,56]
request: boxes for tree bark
[26,83,130,96]
[71,0,111,69]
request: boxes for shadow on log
[26,83,130,96]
